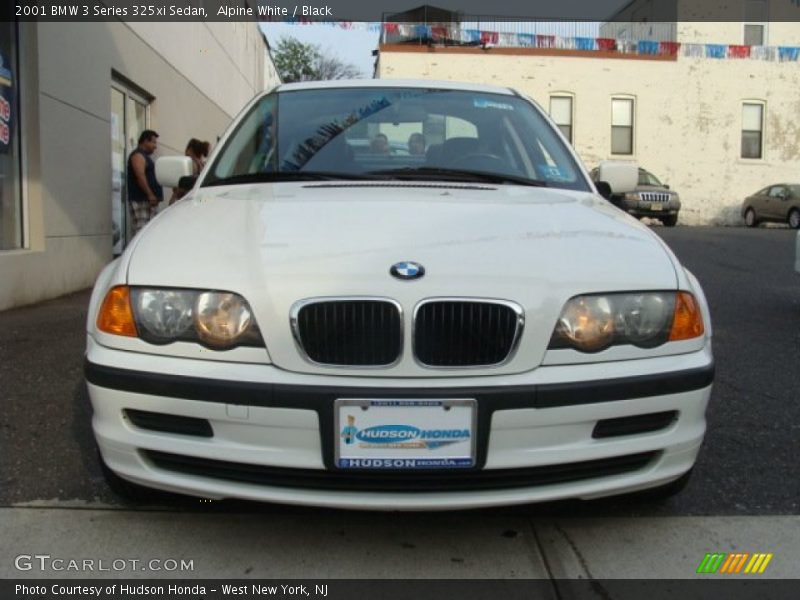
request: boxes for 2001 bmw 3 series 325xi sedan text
[86,80,713,510]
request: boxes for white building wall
[126,22,269,119]
[0,22,276,311]
[604,0,800,44]
[378,43,800,225]
[263,39,282,92]
[677,22,800,46]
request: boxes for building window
[611,97,634,155]
[549,95,573,144]
[744,0,767,45]
[111,79,151,254]
[741,102,764,159]
[744,24,765,46]
[0,21,22,250]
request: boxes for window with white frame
[549,95,573,144]
[744,0,768,45]
[741,102,764,159]
[611,97,634,155]
[111,79,151,253]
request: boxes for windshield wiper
[368,167,549,187]
[203,171,382,187]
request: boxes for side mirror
[663,184,670,190]
[595,181,613,200]
[155,156,194,189]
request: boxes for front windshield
[205,87,590,192]
[639,170,663,187]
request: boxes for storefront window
[0,21,22,250]
[111,81,150,254]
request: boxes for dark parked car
[742,184,800,229]
[591,167,680,227]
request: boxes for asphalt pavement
[1,226,799,580]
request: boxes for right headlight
[193,291,256,349]
[549,291,704,353]
[96,286,264,350]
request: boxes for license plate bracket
[334,399,477,470]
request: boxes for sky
[259,22,382,78]
[258,20,610,80]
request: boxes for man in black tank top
[127,130,163,236]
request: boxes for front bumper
[86,338,713,510]
[624,203,680,219]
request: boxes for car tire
[744,208,758,228]
[788,209,800,230]
[662,214,678,227]
[625,468,694,503]
[97,449,165,503]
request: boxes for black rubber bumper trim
[535,365,714,408]
[85,359,714,410]
[142,449,660,492]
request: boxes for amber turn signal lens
[669,292,704,341]
[97,286,138,337]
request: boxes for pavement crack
[552,523,615,600]
[553,523,594,579]
[526,520,562,600]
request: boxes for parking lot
[1,225,798,580]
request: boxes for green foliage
[272,37,362,83]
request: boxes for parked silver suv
[592,167,681,227]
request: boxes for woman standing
[169,138,210,204]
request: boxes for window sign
[0,50,13,154]
[0,23,23,251]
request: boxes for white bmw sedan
[86,80,713,510]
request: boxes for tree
[315,54,362,81]
[272,37,362,83]
[272,37,317,83]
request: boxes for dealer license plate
[335,399,477,469]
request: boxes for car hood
[127,182,679,375]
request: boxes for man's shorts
[129,200,151,235]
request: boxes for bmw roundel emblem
[390,261,425,280]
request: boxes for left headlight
[96,286,264,350]
[549,291,704,353]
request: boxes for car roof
[274,79,516,96]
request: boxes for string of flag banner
[274,20,800,62]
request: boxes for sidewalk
[1,506,798,579]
